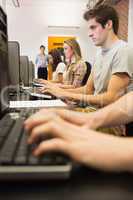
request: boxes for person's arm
[45,73,129,107]
[64,73,94,94]
[37,79,62,86]
[24,115,133,172]
[58,72,94,92]
[48,74,64,83]
[59,84,75,89]
[84,91,133,129]
[27,90,133,132]
[42,91,133,130]
[54,71,94,92]
[40,73,94,98]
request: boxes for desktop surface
[0,166,133,200]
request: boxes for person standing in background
[35,45,48,79]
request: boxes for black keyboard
[0,111,69,166]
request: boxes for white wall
[0,0,6,11]
[128,0,133,47]
[5,0,133,65]
[6,0,97,64]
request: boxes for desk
[1,95,133,199]
[0,166,133,200]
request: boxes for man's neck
[102,33,119,50]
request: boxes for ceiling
[6,0,122,8]
[6,0,89,28]
[6,0,88,7]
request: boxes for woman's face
[48,54,53,64]
[63,43,74,60]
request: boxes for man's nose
[88,32,93,37]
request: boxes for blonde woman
[63,38,87,88]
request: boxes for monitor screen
[8,41,20,86]
[0,50,9,114]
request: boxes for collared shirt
[35,54,48,68]
[64,56,87,88]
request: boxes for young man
[24,91,133,172]
[41,5,133,107]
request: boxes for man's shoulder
[116,40,133,56]
[115,40,132,50]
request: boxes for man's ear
[105,20,113,30]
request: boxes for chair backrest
[29,61,35,85]
[126,122,133,136]
[20,56,29,86]
[8,41,20,86]
[82,61,92,86]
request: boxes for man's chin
[94,42,100,46]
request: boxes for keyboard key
[39,154,56,165]
[14,130,28,165]
[28,144,39,165]
[0,120,14,137]
[0,118,24,164]
[0,115,15,147]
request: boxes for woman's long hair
[64,38,82,62]
[48,49,62,72]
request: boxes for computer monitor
[20,56,29,86]
[0,50,10,116]
[29,61,35,85]
[0,6,10,116]
[8,41,20,86]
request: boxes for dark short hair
[83,5,119,35]
[40,45,45,49]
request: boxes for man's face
[88,18,109,47]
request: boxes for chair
[82,61,92,86]
[126,122,133,136]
